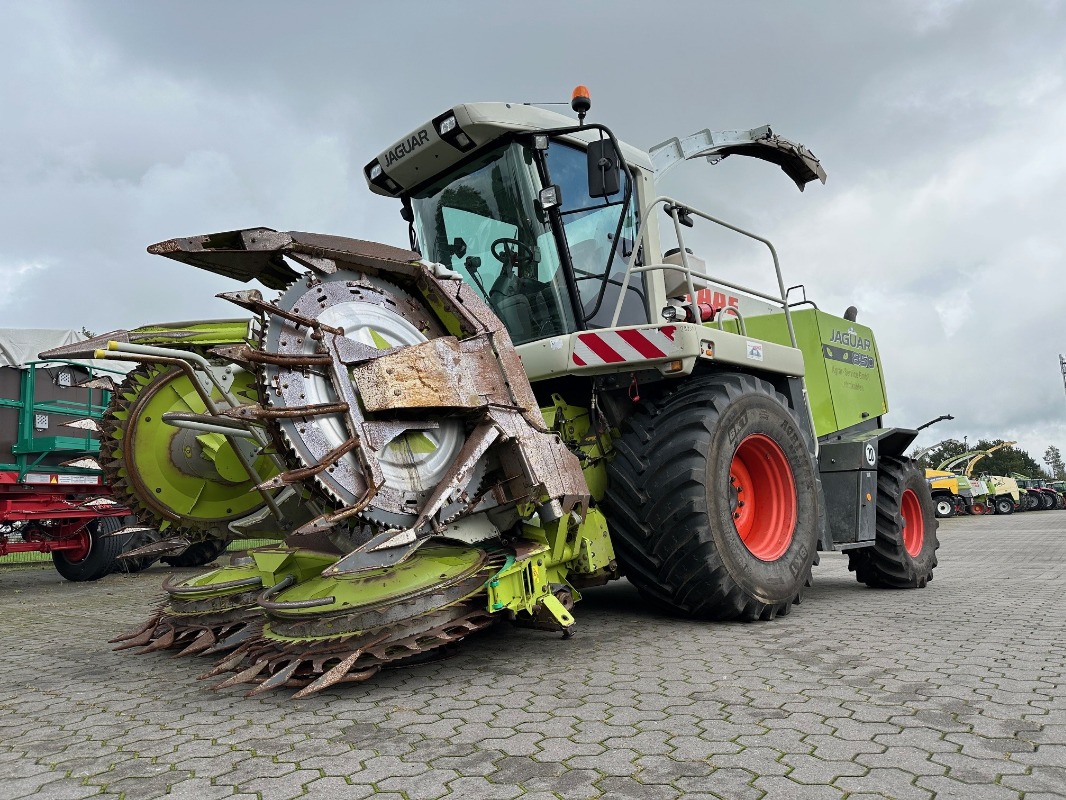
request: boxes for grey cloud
[2,0,1065,461]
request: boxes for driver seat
[492,292,534,342]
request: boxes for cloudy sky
[2,0,1064,462]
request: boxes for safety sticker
[746,341,764,362]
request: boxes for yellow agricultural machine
[925,442,1021,517]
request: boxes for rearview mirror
[587,140,621,198]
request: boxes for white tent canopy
[0,328,132,373]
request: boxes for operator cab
[363,99,651,345]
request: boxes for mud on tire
[848,457,939,589]
[604,373,820,621]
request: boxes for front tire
[933,496,955,518]
[994,496,1015,515]
[848,457,939,588]
[605,373,820,621]
[52,516,124,582]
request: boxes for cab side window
[545,142,647,328]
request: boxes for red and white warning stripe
[572,326,678,367]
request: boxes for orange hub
[729,434,797,561]
[900,488,925,557]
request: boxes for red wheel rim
[66,530,92,562]
[900,488,925,557]
[729,434,797,561]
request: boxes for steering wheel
[491,237,536,269]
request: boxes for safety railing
[610,196,797,349]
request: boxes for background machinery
[924,442,1021,517]
[1013,474,1065,510]
[0,332,143,580]
[47,89,941,695]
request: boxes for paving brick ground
[2,512,1066,799]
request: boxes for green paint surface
[723,308,888,436]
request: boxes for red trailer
[0,330,137,580]
[0,472,129,580]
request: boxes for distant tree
[1043,446,1066,479]
[912,437,1044,477]
[79,326,96,338]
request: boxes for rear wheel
[604,373,819,621]
[848,457,939,588]
[933,496,955,518]
[161,538,228,568]
[52,516,124,582]
[111,515,158,573]
[994,496,1015,515]
[1039,492,1055,511]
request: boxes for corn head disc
[260,272,484,528]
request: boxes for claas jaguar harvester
[44,88,939,697]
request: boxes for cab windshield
[409,142,577,345]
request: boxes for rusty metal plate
[352,338,483,411]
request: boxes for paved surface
[2,513,1066,799]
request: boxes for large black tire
[604,373,820,621]
[994,496,1015,515]
[52,516,124,582]
[1056,494,1066,510]
[848,457,939,588]
[112,555,154,574]
[1039,492,1056,511]
[933,495,955,518]
[110,515,158,573]
[161,538,228,568]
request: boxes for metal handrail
[610,196,797,349]
[713,306,747,337]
